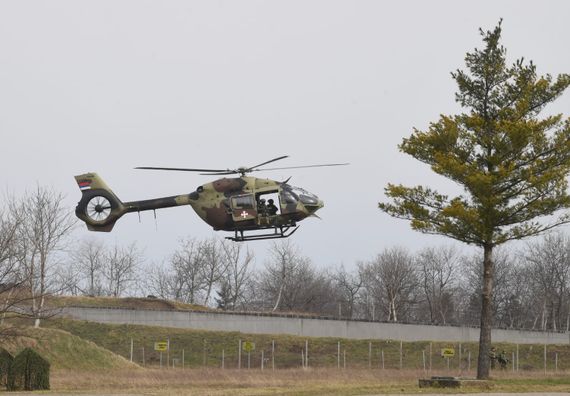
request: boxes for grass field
[1,320,570,394]
[44,317,570,373]
[6,298,570,395]
[49,367,570,395]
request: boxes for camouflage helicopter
[74,156,348,241]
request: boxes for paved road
[7,393,570,396]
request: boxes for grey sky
[1,0,570,269]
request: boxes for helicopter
[74,156,348,241]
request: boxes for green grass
[43,318,570,373]
[0,325,137,370]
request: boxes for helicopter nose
[304,199,324,213]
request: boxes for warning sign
[154,341,168,351]
[441,348,455,357]
[242,341,255,352]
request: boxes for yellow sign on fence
[154,341,168,351]
[441,348,455,357]
[242,341,255,353]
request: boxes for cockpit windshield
[284,185,319,205]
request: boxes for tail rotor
[74,173,126,232]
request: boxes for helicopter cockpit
[284,185,320,206]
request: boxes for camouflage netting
[8,348,50,391]
[0,348,14,389]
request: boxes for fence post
[368,342,372,368]
[238,339,242,370]
[458,343,462,371]
[381,349,384,370]
[167,338,170,368]
[272,340,275,371]
[343,349,346,369]
[516,344,519,371]
[301,350,305,368]
[130,338,133,362]
[512,352,515,372]
[337,341,340,369]
[399,340,403,370]
[422,350,426,373]
[182,349,185,370]
[544,344,546,374]
[468,351,471,372]
[555,352,558,372]
[261,350,264,370]
[222,349,225,369]
[429,342,432,371]
[305,339,309,368]
[142,347,145,367]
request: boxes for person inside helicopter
[266,199,278,216]
[257,198,267,216]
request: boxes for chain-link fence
[121,335,569,373]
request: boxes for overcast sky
[1,0,570,270]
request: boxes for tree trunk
[273,283,284,312]
[477,244,494,379]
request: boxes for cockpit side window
[281,190,297,204]
[231,195,254,209]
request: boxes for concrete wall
[62,306,570,345]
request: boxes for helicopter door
[230,194,257,222]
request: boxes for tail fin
[74,173,126,232]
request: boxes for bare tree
[258,241,335,314]
[69,238,105,296]
[416,246,459,324]
[0,207,29,326]
[217,240,254,310]
[158,238,207,304]
[200,238,228,306]
[11,187,75,327]
[332,264,363,319]
[363,247,418,322]
[522,233,570,331]
[458,248,517,328]
[263,241,303,312]
[103,243,141,297]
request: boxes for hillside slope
[0,326,138,370]
[44,318,570,371]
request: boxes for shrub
[8,348,50,391]
[0,348,14,389]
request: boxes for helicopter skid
[227,225,299,242]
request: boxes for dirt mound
[0,326,138,370]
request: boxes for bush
[8,348,49,391]
[0,348,14,389]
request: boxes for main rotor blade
[245,155,289,172]
[135,166,229,172]
[199,171,239,176]
[251,163,350,172]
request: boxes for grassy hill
[43,317,570,372]
[49,295,209,311]
[1,318,569,395]
[0,325,138,370]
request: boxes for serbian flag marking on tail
[78,180,92,190]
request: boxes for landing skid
[227,225,299,242]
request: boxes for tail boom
[74,173,190,232]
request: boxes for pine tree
[379,20,570,379]
[9,348,50,391]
